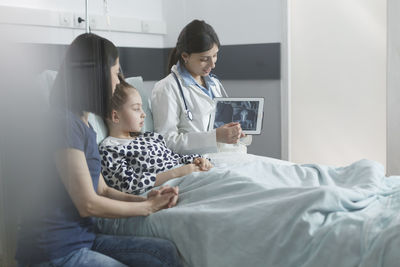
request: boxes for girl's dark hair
[167,20,220,72]
[107,74,136,119]
[50,33,119,118]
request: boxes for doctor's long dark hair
[50,33,119,118]
[167,19,220,73]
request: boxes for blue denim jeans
[29,234,182,267]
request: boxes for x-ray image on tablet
[210,97,264,135]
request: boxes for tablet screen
[210,97,264,134]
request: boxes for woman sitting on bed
[99,77,213,195]
[15,33,182,267]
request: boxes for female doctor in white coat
[151,20,251,155]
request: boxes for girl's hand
[176,163,201,177]
[216,122,244,144]
[193,157,213,171]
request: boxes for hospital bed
[39,71,400,267]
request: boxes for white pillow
[125,77,154,133]
[88,113,108,144]
[37,70,149,144]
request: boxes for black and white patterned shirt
[99,132,202,195]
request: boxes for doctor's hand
[216,122,245,144]
[193,157,213,171]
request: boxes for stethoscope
[171,71,228,121]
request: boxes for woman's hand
[148,185,179,208]
[160,186,179,208]
[193,157,213,171]
[216,122,245,144]
[146,187,178,214]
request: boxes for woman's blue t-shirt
[15,110,101,264]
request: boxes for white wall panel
[0,0,165,47]
[162,0,281,47]
[289,0,387,167]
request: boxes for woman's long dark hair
[167,20,220,72]
[50,33,119,118]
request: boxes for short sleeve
[50,110,86,152]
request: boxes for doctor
[151,20,251,155]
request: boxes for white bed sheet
[205,152,294,167]
[97,153,400,267]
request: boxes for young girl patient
[99,78,213,195]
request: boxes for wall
[162,0,281,47]
[0,0,165,47]
[162,0,283,158]
[0,167,3,265]
[289,0,387,167]
[387,0,400,175]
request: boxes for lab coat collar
[171,64,217,106]
[176,62,216,89]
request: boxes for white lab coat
[151,65,250,155]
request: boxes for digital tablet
[210,97,264,135]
